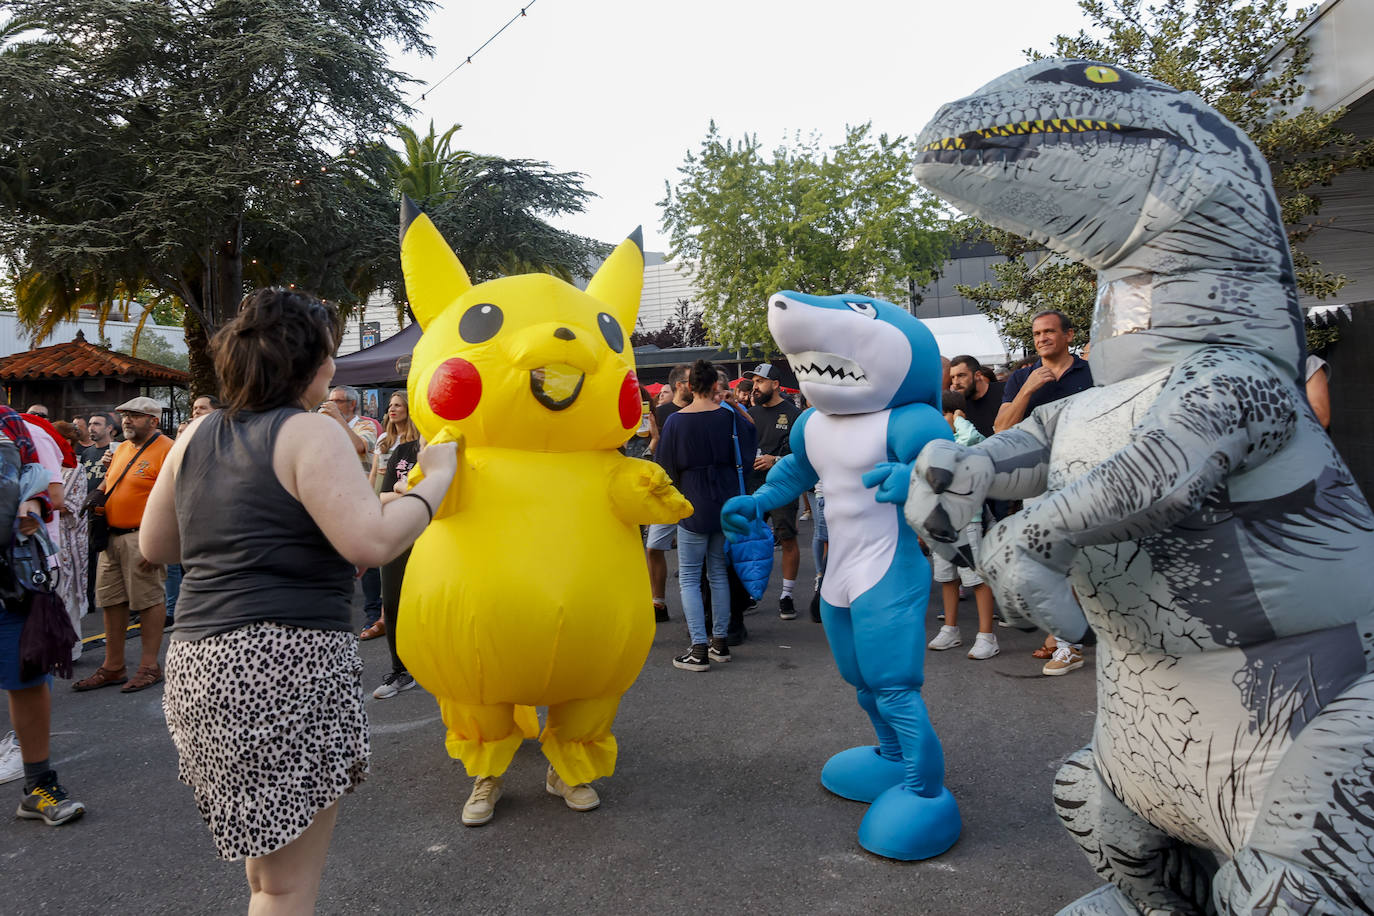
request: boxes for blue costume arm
[722,409,819,539]
[862,403,954,506]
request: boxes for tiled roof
[0,330,190,385]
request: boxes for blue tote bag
[724,410,774,600]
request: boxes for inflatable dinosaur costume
[883,60,1374,913]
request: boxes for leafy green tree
[116,328,187,374]
[661,123,952,348]
[351,121,610,292]
[631,299,709,350]
[0,0,435,394]
[959,0,1374,354]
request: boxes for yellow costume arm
[404,429,466,520]
[608,457,692,526]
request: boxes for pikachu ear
[584,227,644,330]
[399,196,471,330]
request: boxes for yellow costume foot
[546,764,599,812]
[462,775,503,827]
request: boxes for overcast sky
[393,0,1090,254]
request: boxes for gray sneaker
[372,671,416,699]
[17,778,85,826]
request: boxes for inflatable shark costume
[721,292,961,861]
[877,59,1374,913]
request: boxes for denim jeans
[164,563,184,619]
[676,527,730,645]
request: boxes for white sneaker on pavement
[967,632,1000,660]
[927,625,962,651]
[0,731,21,785]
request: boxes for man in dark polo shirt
[994,310,1094,433]
[992,309,1095,676]
[949,355,1003,440]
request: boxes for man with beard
[948,355,1003,440]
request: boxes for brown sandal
[360,619,386,640]
[120,664,163,693]
[72,666,127,691]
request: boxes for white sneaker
[0,731,21,785]
[462,775,503,826]
[967,633,999,660]
[927,625,962,651]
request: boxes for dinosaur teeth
[789,350,868,387]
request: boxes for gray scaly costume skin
[873,59,1374,914]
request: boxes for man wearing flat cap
[73,397,173,694]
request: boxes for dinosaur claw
[925,506,957,543]
[926,467,954,493]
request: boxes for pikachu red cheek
[429,358,482,421]
[619,371,641,430]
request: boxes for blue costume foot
[821,745,906,803]
[857,784,961,861]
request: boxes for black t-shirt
[80,443,111,493]
[963,380,1004,439]
[382,439,422,494]
[653,400,682,432]
[748,397,802,488]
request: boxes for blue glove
[862,462,913,505]
[721,495,760,541]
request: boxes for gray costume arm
[905,398,1068,541]
[1031,351,1296,547]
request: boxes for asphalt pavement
[1,517,1101,915]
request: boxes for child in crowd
[926,391,1000,660]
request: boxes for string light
[416,0,539,102]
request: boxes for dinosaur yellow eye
[1085,65,1120,84]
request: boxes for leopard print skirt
[163,622,370,860]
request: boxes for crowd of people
[635,309,1099,679]
[3,294,1330,912]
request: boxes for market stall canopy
[331,322,421,387]
[922,314,1009,368]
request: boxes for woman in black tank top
[139,289,458,913]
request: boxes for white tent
[921,313,1010,368]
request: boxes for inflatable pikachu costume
[395,199,692,823]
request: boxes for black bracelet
[400,491,434,522]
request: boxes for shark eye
[597,312,624,353]
[459,303,502,344]
[845,301,878,319]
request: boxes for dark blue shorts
[0,604,50,691]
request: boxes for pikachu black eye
[597,312,624,353]
[459,303,502,343]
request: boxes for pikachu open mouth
[530,363,586,411]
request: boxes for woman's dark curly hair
[212,288,340,416]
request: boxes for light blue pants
[676,527,730,645]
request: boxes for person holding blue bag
[655,361,756,671]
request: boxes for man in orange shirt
[73,397,174,693]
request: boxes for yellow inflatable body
[396,199,691,786]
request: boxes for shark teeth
[790,350,868,387]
